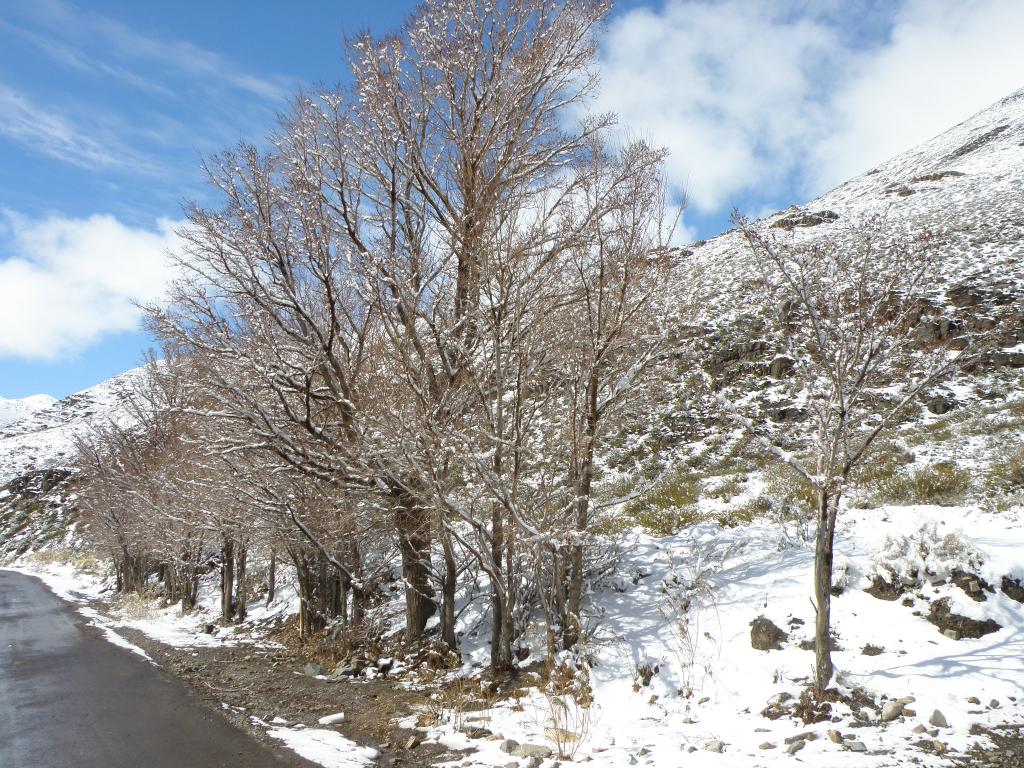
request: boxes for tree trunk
[488,499,514,670]
[440,529,458,651]
[266,549,276,606]
[221,539,235,624]
[395,493,436,644]
[235,545,248,622]
[291,550,326,639]
[349,539,367,625]
[182,563,198,611]
[565,371,599,650]
[813,488,840,696]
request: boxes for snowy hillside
[678,85,1024,358]
[0,367,143,486]
[0,368,144,560]
[0,394,57,429]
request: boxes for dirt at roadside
[111,623,472,768]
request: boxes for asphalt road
[0,569,305,768]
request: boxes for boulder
[750,616,788,651]
[515,743,553,759]
[929,710,949,728]
[881,701,905,722]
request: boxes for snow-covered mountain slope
[678,85,1024,352]
[0,394,57,429]
[0,368,144,560]
[0,367,144,486]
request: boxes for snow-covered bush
[869,522,984,587]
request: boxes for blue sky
[1,0,1022,399]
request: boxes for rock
[784,732,815,745]
[990,699,1001,708]
[750,616,788,651]
[462,726,493,739]
[526,758,543,768]
[827,730,843,743]
[772,210,840,230]
[967,696,981,704]
[881,701,905,722]
[332,661,358,677]
[499,739,520,754]
[785,739,805,754]
[760,742,776,749]
[926,395,957,415]
[865,576,903,601]
[404,735,420,750]
[913,725,928,734]
[302,662,324,677]
[861,644,884,656]
[1001,577,1024,603]
[929,710,949,728]
[846,742,867,752]
[317,712,346,726]
[515,744,553,759]
[704,740,724,753]
[929,597,1001,639]
[768,356,795,379]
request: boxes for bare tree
[719,214,967,695]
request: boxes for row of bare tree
[78,0,675,671]
[73,0,976,696]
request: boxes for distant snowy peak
[0,394,57,429]
[0,367,146,485]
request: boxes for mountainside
[0,368,143,560]
[0,394,57,429]
[2,91,1022,559]
[685,85,1024,354]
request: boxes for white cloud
[0,212,183,361]
[0,84,126,169]
[9,0,290,101]
[811,0,1024,189]
[597,1,840,212]
[598,0,1024,213]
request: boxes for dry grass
[864,461,972,506]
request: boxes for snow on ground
[8,504,1024,767]
[412,504,1024,768]
[258,720,379,767]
